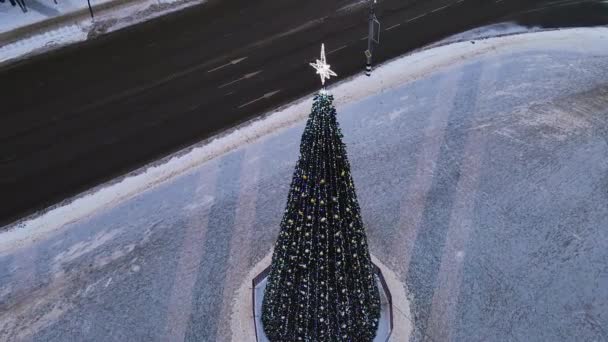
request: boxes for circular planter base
[229,252,411,342]
[252,264,393,342]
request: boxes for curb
[1,1,109,46]
[0,0,168,46]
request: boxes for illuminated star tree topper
[309,43,338,86]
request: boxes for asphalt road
[0,28,606,341]
[1,0,598,225]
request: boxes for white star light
[310,43,337,86]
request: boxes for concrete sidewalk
[0,0,111,36]
[0,0,203,64]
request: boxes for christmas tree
[261,45,381,342]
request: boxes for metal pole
[88,0,94,18]
[365,0,375,76]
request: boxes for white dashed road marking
[207,57,248,73]
[219,70,263,89]
[238,90,281,108]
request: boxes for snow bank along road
[2,0,605,225]
[0,27,607,341]
[0,0,211,64]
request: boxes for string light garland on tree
[262,44,381,341]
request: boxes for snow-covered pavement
[0,0,103,34]
[0,23,88,62]
[0,0,204,64]
[1,27,608,341]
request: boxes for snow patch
[0,24,88,64]
[183,194,215,211]
[430,22,541,47]
[53,228,121,268]
[388,107,407,121]
[91,0,208,35]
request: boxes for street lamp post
[365,0,380,76]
